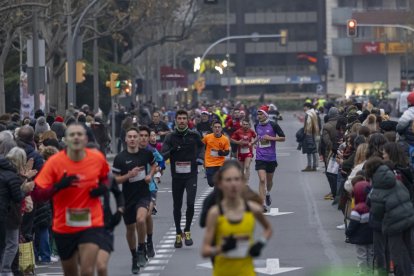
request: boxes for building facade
[326,0,412,97]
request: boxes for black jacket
[346,211,373,245]
[18,141,44,172]
[196,121,212,137]
[161,129,204,179]
[0,157,24,222]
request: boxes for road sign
[264,208,294,217]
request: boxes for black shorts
[230,142,238,153]
[53,227,105,261]
[255,160,278,173]
[99,229,114,253]
[123,196,151,225]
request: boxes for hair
[364,156,384,179]
[17,125,34,144]
[40,130,58,143]
[211,121,222,127]
[354,135,366,149]
[366,133,387,159]
[354,143,368,166]
[363,114,377,133]
[175,110,188,119]
[65,122,87,136]
[126,126,140,135]
[383,142,409,167]
[138,125,151,135]
[6,147,27,173]
[384,131,396,142]
[350,122,362,134]
[0,130,14,145]
[40,146,59,160]
[303,103,313,109]
[242,119,250,124]
[121,116,133,131]
[153,111,161,117]
[213,160,245,200]
[0,139,17,156]
[358,126,371,138]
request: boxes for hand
[21,181,35,193]
[144,175,152,184]
[128,167,140,178]
[24,196,33,213]
[109,210,123,231]
[249,240,266,257]
[262,135,273,141]
[25,158,34,172]
[54,172,78,191]
[218,150,227,157]
[24,169,38,179]
[221,235,237,253]
[196,158,204,166]
[90,185,107,198]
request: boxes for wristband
[258,236,268,245]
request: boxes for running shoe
[152,206,158,216]
[137,250,148,267]
[146,241,155,258]
[263,205,269,213]
[265,193,272,206]
[131,256,139,274]
[184,232,193,246]
[174,234,183,248]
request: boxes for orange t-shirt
[202,133,230,167]
[35,148,109,234]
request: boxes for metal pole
[111,98,116,154]
[67,0,74,107]
[226,0,231,99]
[33,9,40,111]
[93,17,99,113]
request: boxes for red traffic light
[347,19,357,37]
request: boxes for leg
[356,244,366,274]
[312,152,318,169]
[78,243,100,276]
[306,153,312,168]
[325,173,337,198]
[126,224,137,252]
[61,250,80,276]
[172,178,186,234]
[136,207,148,246]
[373,231,387,276]
[38,227,51,262]
[184,176,198,232]
[244,157,252,182]
[389,231,413,276]
[0,228,19,273]
[96,250,110,276]
[146,202,154,238]
[257,170,267,203]
[266,172,275,193]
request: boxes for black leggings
[172,176,197,234]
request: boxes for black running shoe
[131,256,139,274]
[174,234,183,248]
[265,193,272,207]
[184,232,193,246]
[137,250,148,267]
[146,241,155,258]
[152,206,158,216]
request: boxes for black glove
[108,210,123,231]
[218,150,227,157]
[54,173,78,191]
[249,240,266,257]
[89,185,108,198]
[221,234,237,253]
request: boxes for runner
[148,111,171,144]
[231,119,256,181]
[225,109,241,158]
[203,121,230,187]
[254,105,286,212]
[112,126,157,274]
[201,160,272,276]
[148,130,164,215]
[161,110,205,248]
[33,123,110,276]
[197,110,212,138]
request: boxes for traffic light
[121,79,132,95]
[347,19,357,37]
[204,0,218,4]
[194,77,206,94]
[76,61,86,83]
[279,29,288,46]
[106,73,120,96]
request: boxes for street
[36,112,359,276]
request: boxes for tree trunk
[0,60,5,114]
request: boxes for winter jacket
[0,157,24,223]
[18,141,44,172]
[322,117,338,154]
[301,134,317,154]
[33,202,52,229]
[394,165,414,203]
[346,181,373,245]
[396,107,414,135]
[369,165,414,235]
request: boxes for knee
[80,266,95,276]
[96,260,107,276]
[136,215,146,226]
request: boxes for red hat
[408,92,414,106]
[258,105,269,117]
[200,110,210,115]
[55,116,64,123]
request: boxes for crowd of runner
[0,93,413,275]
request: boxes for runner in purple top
[254,105,286,212]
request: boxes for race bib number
[223,236,250,258]
[211,149,220,157]
[240,147,250,154]
[129,167,146,182]
[259,139,271,148]
[176,162,191,174]
[66,208,91,227]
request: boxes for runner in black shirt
[112,127,156,274]
[196,110,212,138]
[148,111,170,143]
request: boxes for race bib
[176,162,191,174]
[129,167,146,182]
[259,139,271,148]
[240,147,250,154]
[66,208,91,227]
[202,131,208,137]
[223,237,250,258]
[211,149,220,157]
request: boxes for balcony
[245,65,317,76]
[332,38,353,56]
[331,7,353,25]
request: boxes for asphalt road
[36,112,360,276]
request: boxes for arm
[268,122,286,142]
[110,177,125,210]
[8,175,25,203]
[199,190,217,228]
[322,128,332,152]
[161,134,173,160]
[201,207,220,258]
[196,133,205,160]
[249,201,272,241]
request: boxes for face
[139,130,149,148]
[382,150,389,161]
[66,125,87,151]
[176,114,188,129]
[152,112,160,123]
[125,130,139,149]
[150,131,157,144]
[218,167,244,199]
[303,106,309,112]
[242,121,250,131]
[257,111,266,122]
[233,110,240,119]
[201,114,209,122]
[212,123,222,135]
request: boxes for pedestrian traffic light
[76,61,86,83]
[279,29,288,46]
[347,19,357,37]
[106,73,120,96]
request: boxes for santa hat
[201,110,210,115]
[258,105,269,117]
[55,116,64,123]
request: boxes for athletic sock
[138,243,145,251]
[131,248,137,258]
[147,234,153,243]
